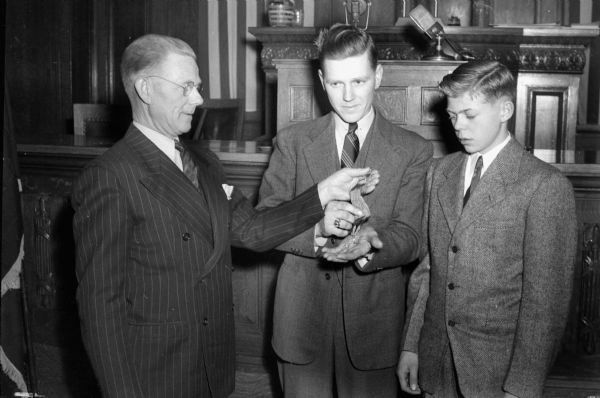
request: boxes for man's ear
[500,98,514,122]
[134,77,152,104]
[374,64,383,89]
[318,69,325,90]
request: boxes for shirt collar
[333,107,375,150]
[475,134,511,175]
[133,121,179,166]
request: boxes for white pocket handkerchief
[222,184,234,200]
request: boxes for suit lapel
[438,154,466,234]
[302,111,395,185]
[125,127,214,245]
[457,139,523,232]
[189,151,230,266]
[354,112,393,172]
[303,114,339,184]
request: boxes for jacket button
[182,232,191,241]
[325,273,331,280]
[451,246,458,253]
[203,318,209,325]
[448,320,456,327]
[448,283,455,290]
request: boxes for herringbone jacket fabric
[402,139,577,398]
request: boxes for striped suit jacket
[72,126,324,398]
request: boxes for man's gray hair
[120,34,196,96]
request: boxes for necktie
[341,122,359,168]
[175,140,199,189]
[463,155,483,207]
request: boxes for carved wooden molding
[518,46,587,73]
[251,26,597,73]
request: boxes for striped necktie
[341,122,359,168]
[175,140,199,189]
[463,155,483,207]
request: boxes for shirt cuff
[314,226,327,253]
[356,252,374,268]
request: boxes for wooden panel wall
[6,0,74,137]
[6,0,268,138]
[515,72,580,163]
[5,0,578,140]
[274,60,465,157]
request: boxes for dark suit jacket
[72,126,325,398]
[402,139,577,398]
[257,111,433,370]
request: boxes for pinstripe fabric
[72,125,324,398]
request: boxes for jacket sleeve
[503,172,577,398]
[229,183,324,253]
[401,161,435,352]
[200,144,325,253]
[358,140,433,273]
[255,129,320,257]
[72,164,143,398]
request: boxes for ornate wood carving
[580,223,600,355]
[375,87,408,124]
[251,26,597,73]
[518,46,587,73]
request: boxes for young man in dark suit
[256,24,433,397]
[72,33,377,398]
[397,60,577,398]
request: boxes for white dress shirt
[333,107,375,162]
[134,121,183,171]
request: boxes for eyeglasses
[144,75,203,97]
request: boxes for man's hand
[320,225,382,262]
[397,351,421,395]
[317,168,380,207]
[317,201,364,238]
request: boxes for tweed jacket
[402,138,577,398]
[72,126,325,398]
[257,111,433,369]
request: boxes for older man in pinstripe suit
[72,34,377,398]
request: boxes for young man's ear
[499,98,515,123]
[134,77,152,104]
[318,69,325,90]
[374,64,383,89]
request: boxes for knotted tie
[341,122,359,168]
[175,140,199,189]
[463,155,483,207]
